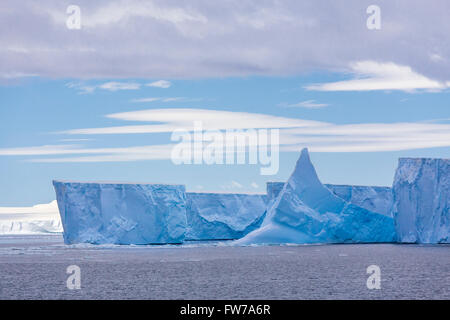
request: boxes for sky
[0,0,449,206]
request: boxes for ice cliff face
[239,149,396,245]
[325,185,392,216]
[186,193,267,240]
[53,181,267,244]
[53,181,187,244]
[392,158,449,244]
[267,183,392,216]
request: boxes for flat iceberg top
[53,180,184,187]
[187,192,266,196]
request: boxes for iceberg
[53,181,187,244]
[0,200,62,234]
[186,192,267,240]
[239,149,396,245]
[392,158,449,244]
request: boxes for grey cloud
[1,0,449,80]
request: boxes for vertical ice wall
[392,158,449,243]
[186,192,267,240]
[54,181,187,244]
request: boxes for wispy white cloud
[305,61,450,92]
[231,181,243,188]
[67,80,171,94]
[146,80,172,88]
[66,81,141,94]
[131,97,162,103]
[430,53,445,63]
[0,72,38,79]
[62,108,322,135]
[279,100,329,109]
[131,97,201,103]
[1,108,450,162]
[47,1,207,29]
[98,81,141,91]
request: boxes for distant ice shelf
[0,200,62,235]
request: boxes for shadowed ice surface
[0,235,448,300]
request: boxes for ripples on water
[0,234,448,299]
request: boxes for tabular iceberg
[53,181,187,244]
[392,158,449,244]
[0,200,62,234]
[267,183,392,216]
[186,192,267,240]
[239,149,396,245]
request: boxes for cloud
[47,1,207,29]
[98,81,141,91]
[231,181,243,188]
[279,100,329,109]
[146,80,171,88]
[305,61,449,92]
[1,1,450,80]
[62,108,322,135]
[0,72,38,79]
[131,97,200,103]
[250,182,259,188]
[430,53,445,63]
[0,144,82,156]
[66,81,141,93]
[2,109,450,162]
[131,97,162,103]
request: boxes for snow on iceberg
[267,183,392,216]
[186,192,267,240]
[53,181,187,244]
[238,148,396,245]
[0,200,62,234]
[392,158,449,244]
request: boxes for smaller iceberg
[0,200,62,234]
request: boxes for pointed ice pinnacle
[239,148,396,245]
